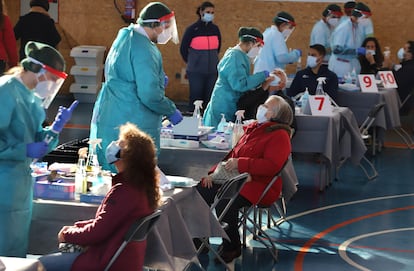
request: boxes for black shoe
[215,246,242,264]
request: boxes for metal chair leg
[359,156,379,180]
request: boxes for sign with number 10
[378,71,398,89]
[358,74,378,92]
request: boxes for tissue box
[34,180,75,200]
[80,193,105,204]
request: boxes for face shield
[29,56,68,109]
[277,17,296,41]
[141,12,179,44]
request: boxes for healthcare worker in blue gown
[0,41,77,257]
[90,2,183,172]
[203,27,274,128]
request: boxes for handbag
[210,162,240,184]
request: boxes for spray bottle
[300,87,310,114]
[316,77,327,95]
[193,100,203,127]
[217,114,227,133]
[350,68,357,85]
[232,110,245,148]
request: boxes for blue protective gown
[253,25,300,73]
[90,24,177,172]
[310,19,333,63]
[0,75,58,257]
[203,47,266,128]
[328,19,365,78]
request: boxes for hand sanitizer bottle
[217,113,227,133]
[193,100,203,127]
[316,77,326,95]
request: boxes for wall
[4,0,414,102]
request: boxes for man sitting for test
[287,44,339,101]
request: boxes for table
[0,256,45,271]
[29,187,226,271]
[159,146,299,202]
[291,107,367,190]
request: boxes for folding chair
[360,102,386,156]
[196,172,250,270]
[239,159,290,262]
[104,209,163,271]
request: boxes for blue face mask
[105,141,121,164]
[397,47,405,61]
[306,55,318,68]
[202,13,214,22]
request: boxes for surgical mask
[256,105,268,124]
[357,17,369,26]
[105,141,121,164]
[247,46,261,60]
[35,80,55,99]
[366,49,376,56]
[282,28,293,41]
[269,74,281,86]
[306,55,318,68]
[327,18,339,28]
[397,47,405,61]
[157,28,172,44]
[202,13,214,22]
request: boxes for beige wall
[4,0,413,102]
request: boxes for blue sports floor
[49,97,414,271]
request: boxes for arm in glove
[263,70,270,78]
[26,142,49,159]
[168,109,183,125]
[164,75,169,88]
[356,47,366,56]
[293,49,302,57]
[51,100,79,133]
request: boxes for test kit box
[70,45,106,66]
[70,65,103,85]
[69,83,102,103]
[33,180,75,200]
[80,193,105,204]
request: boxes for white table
[0,256,45,271]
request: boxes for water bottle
[351,68,357,85]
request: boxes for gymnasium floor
[48,96,414,271]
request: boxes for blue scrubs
[203,47,266,128]
[0,75,58,257]
[90,24,176,172]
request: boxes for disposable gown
[253,25,300,73]
[90,24,176,172]
[203,47,266,128]
[310,19,333,63]
[0,75,58,257]
[328,19,364,78]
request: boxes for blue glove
[294,49,302,57]
[263,70,270,78]
[51,100,79,133]
[164,75,169,88]
[26,142,49,159]
[168,109,183,125]
[356,47,366,55]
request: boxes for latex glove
[263,70,270,78]
[293,49,302,57]
[164,75,169,88]
[51,100,79,133]
[168,109,183,125]
[26,142,49,159]
[356,47,366,55]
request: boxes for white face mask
[202,13,214,22]
[327,17,339,28]
[397,47,405,61]
[281,28,293,41]
[256,105,268,124]
[247,46,261,60]
[269,74,281,86]
[157,28,172,44]
[366,49,376,56]
[306,55,318,68]
[34,72,54,98]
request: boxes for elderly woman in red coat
[39,123,161,271]
[197,95,293,263]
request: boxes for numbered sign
[309,95,333,116]
[378,71,398,89]
[358,74,378,92]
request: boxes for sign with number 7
[358,74,378,92]
[378,71,398,89]
[309,95,333,116]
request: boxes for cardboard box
[70,45,106,66]
[34,180,75,200]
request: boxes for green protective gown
[203,47,266,128]
[0,75,58,257]
[90,24,177,172]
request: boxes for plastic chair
[196,172,250,269]
[104,209,163,271]
[239,159,290,262]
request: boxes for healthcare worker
[90,2,183,172]
[339,1,373,38]
[253,11,301,73]
[0,41,77,257]
[310,4,343,65]
[203,27,273,128]
[328,2,371,78]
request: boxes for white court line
[284,193,414,221]
[338,227,414,271]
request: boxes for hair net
[238,27,264,45]
[137,2,171,24]
[21,41,65,73]
[273,11,296,26]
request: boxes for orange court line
[293,205,414,271]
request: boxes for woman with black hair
[358,37,385,74]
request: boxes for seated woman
[39,123,161,271]
[358,37,385,75]
[197,95,293,263]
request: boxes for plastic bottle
[75,158,86,195]
[217,114,227,133]
[300,88,310,114]
[316,77,326,95]
[232,110,245,148]
[86,138,102,178]
[350,68,357,85]
[193,100,203,127]
[296,57,302,73]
